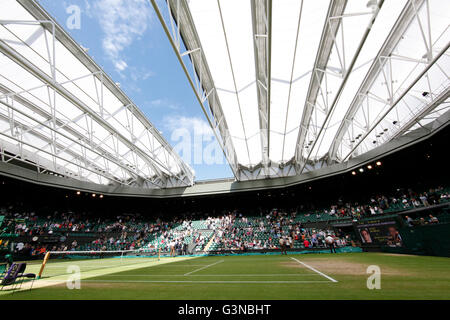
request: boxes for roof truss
[150,0,240,179]
[154,0,449,182]
[0,0,194,188]
[328,0,450,162]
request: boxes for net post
[37,251,51,279]
[158,247,161,261]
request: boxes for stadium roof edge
[1,111,448,198]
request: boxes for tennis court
[1,252,450,299]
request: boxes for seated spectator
[418,217,427,226]
[303,239,310,248]
[419,194,430,207]
[429,214,439,224]
[405,215,414,227]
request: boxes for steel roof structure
[0,0,194,189]
[152,0,450,181]
[0,0,449,197]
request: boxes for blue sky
[37,0,232,181]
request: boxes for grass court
[1,252,449,300]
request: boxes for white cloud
[164,115,213,137]
[83,0,92,17]
[147,98,179,110]
[114,59,128,71]
[93,0,152,72]
[130,68,154,82]
[150,99,163,106]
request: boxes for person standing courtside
[325,234,336,253]
[170,240,176,257]
[279,237,287,255]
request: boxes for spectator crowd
[1,185,448,258]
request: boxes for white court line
[290,257,338,283]
[184,259,224,276]
[76,280,331,284]
[105,274,321,277]
[148,264,209,267]
[41,264,207,269]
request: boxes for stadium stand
[1,184,448,259]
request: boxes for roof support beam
[152,0,240,180]
[328,0,425,162]
[251,0,272,176]
[389,86,450,141]
[0,112,124,185]
[0,39,172,186]
[294,0,384,174]
[341,40,450,161]
[0,90,163,188]
[293,0,347,169]
[15,0,194,187]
